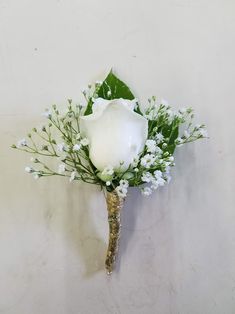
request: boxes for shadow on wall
[63,183,145,277]
[64,182,107,278]
[114,187,143,274]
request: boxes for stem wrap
[105,191,124,274]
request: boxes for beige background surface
[0,0,235,313]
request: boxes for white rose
[80,98,148,171]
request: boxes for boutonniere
[12,70,208,274]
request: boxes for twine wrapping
[105,191,124,274]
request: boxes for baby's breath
[12,88,207,196]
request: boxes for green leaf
[168,126,179,146]
[98,70,135,100]
[161,124,173,138]
[167,144,176,155]
[168,126,179,154]
[84,70,135,115]
[84,98,93,116]
[161,123,179,155]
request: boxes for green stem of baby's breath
[17,146,57,157]
[13,86,207,192]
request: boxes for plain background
[0,0,235,313]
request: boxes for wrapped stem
[105,191,124,274]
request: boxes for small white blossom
[179,107,187,114]
[131,157,139,168]
[175,137,184,147]
[102,165,114,176]
[17,138,27,148]
[73,144,81,151]
[156,177,166,186]
[145,107,158,120]
[168,156,174,162]
[195,124,201,130]
[165,165,171,174]
[106,181,111,186]
[145,139,157,154]
[115,186,128,198]
[69,171,76,182]
[155,146,163,155]
[39,125,47,132]
[119,179,129,188]
[150,179,159,190]
[80,138,89,146]
[155,133,164,144]
[107,90,112,97]
[141,154,156,168]
[184,130,190,138]
[176,108,189,119]
[165,173,172,183]
[164,161,171,167]
[198,128,208,137]
[82,88,89,96]
[141,172,153,183]
[58,164,66,174]
[42,109,52,119]
[30,157,38,163]
[25,166,34,173]
[115,180,129,198]
[161,99,169,106]
[141,187,152,196]
[166,109,174,123]
[154,170,163,179]
[175,111,183,119]
[57,143,66,152]
[33,172,41,180]
[153,170,165,186]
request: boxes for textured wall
[0,0,235,313]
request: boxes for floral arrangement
[12,70,208,274]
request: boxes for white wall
[0,0,235,313]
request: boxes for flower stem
[105,191,124,274]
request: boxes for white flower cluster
[56,134,89,154]
[141,169,170,196]
[138,139,173,197]
[69,171,77,182]
[17,138,27,148]
[144,98,196,126]
[115,179,129,198]
[102,165,114,176]
[13,91,207,198]
[16,101,91,182]
[100,166,115,186]
[42,109,52,119]
[72,137,89,152]
[110,134,174,198]
[24,166,42,180]
[175,124,208,147]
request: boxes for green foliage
[160,123,178,154]
[98,70,135,100]
[12,73,207,196]
[84,70,135,115]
